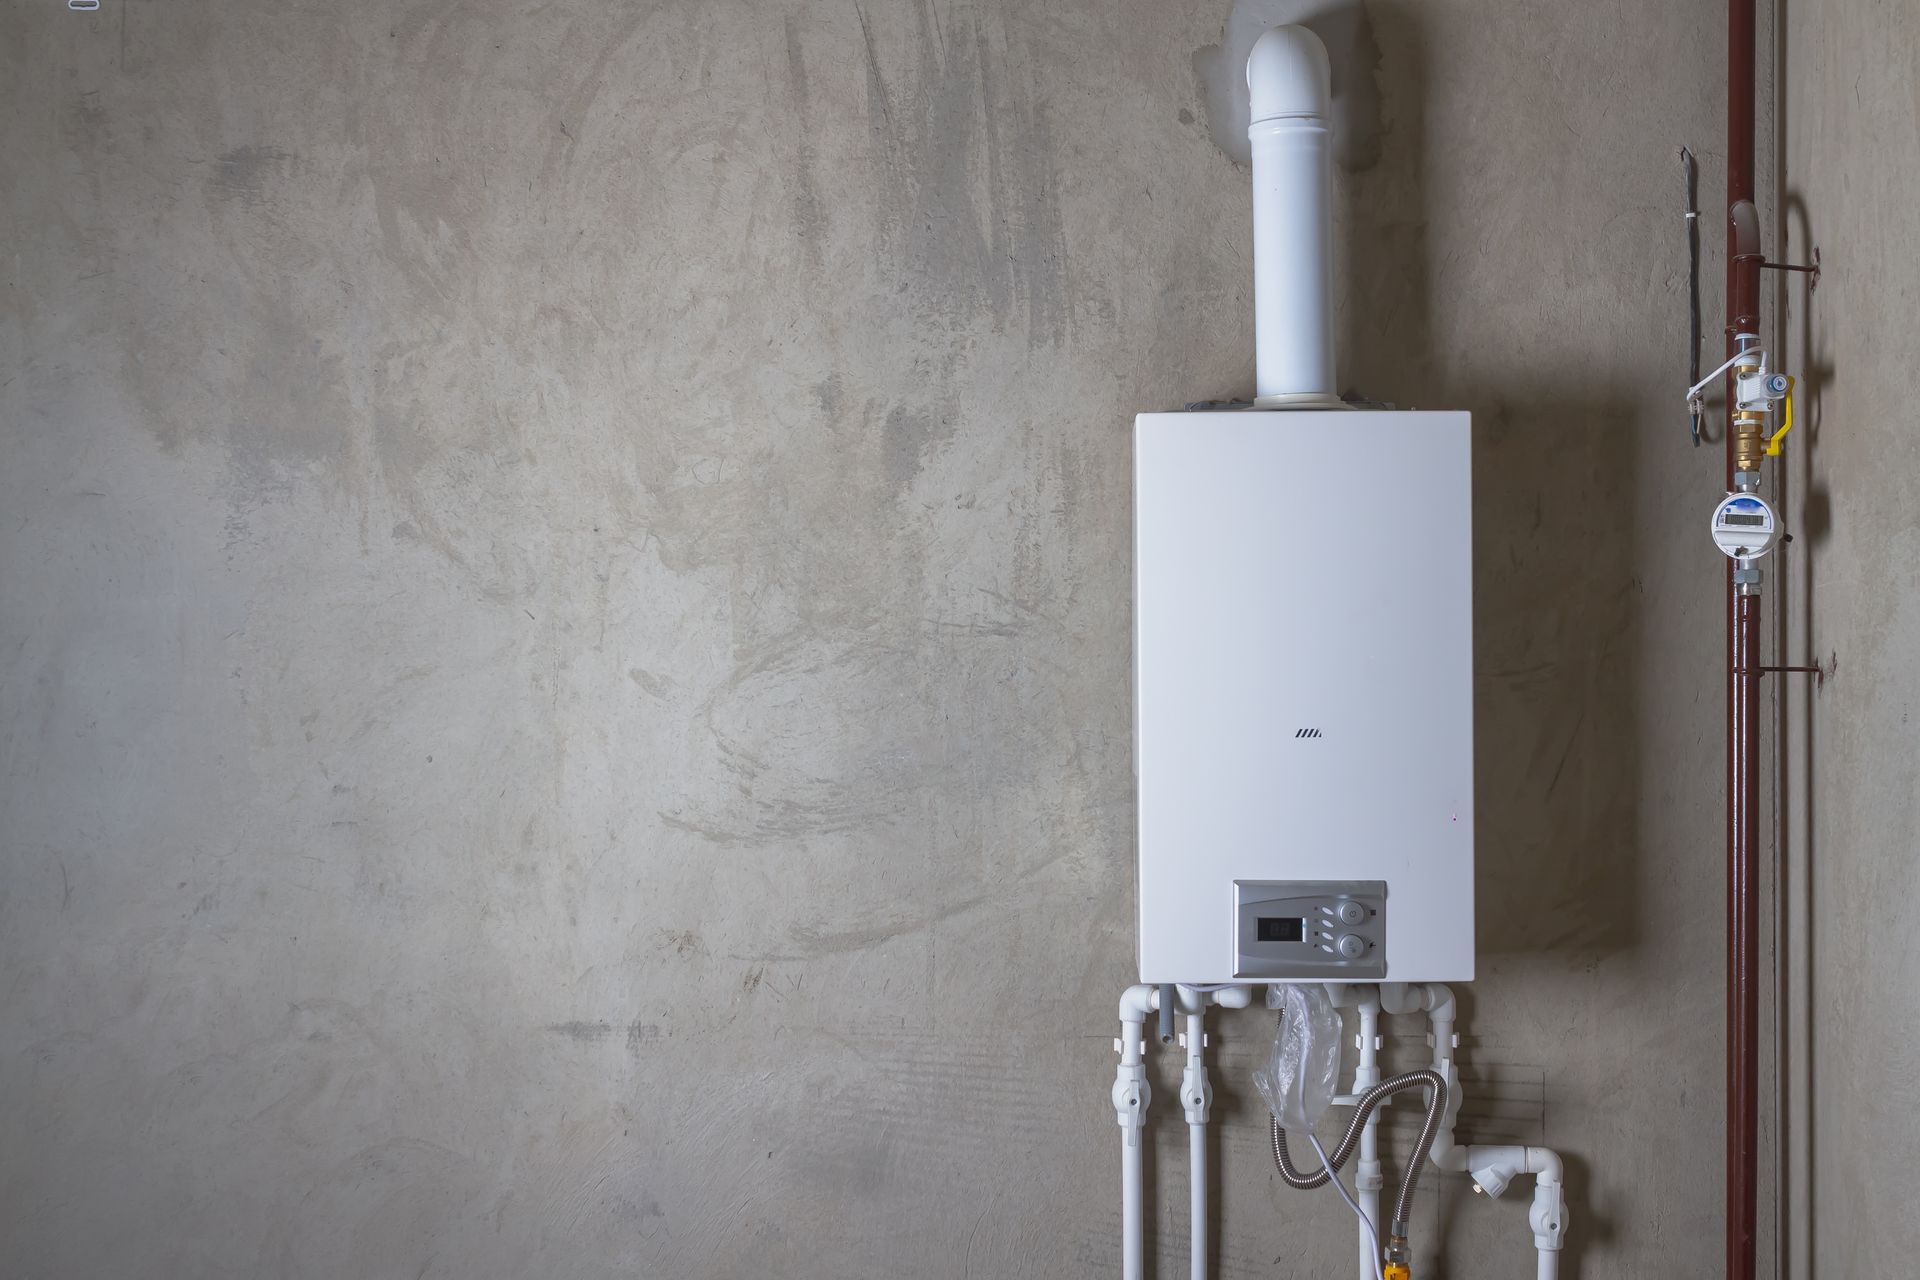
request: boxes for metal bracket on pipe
[1737,659,1831,687]
[1737,245,1821,292]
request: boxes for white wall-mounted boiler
[1133,407,1474,984]
[1131,24,1474,987]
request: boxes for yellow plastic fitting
[1384,1265,1411,1280]
[1765,376,1796,457]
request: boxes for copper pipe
[1724,0,1762,1274]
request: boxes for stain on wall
[3,1,1732,1276]
[1192,0,1385,172]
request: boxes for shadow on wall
[1195,1,1645,961]
[1780,184,1830,1280]
[1333,2,1643,967]
[1192,0,1385,173]
[1334,11,1636,1274]
[1185,3,1640,1273]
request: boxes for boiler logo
[1293,728,1325,739]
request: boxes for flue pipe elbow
[1247,25,1331,124]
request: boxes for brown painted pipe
[1724,0,1762,1271]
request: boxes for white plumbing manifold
[1112,984,1252,1280]
[1111,981,1569,1278]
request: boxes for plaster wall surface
[3,1,1729,1275]
[1781,4,1920,1275]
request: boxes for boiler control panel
[1233,880,1387,980]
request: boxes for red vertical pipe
[1724,0,1761,1274]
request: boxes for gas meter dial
[1710,492,1781,561]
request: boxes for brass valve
[1685,336,1792,476]
[1730,352,1770,473]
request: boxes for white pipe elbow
[1526,1146,1565,1186]
[1247,25,1331,124]
[1119,984,1159,1023]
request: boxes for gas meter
[1710,492,1781,561]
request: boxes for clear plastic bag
[1253,983,1343,1132]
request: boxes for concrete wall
[1781,3,1920,1275]
[3,1,1731,1276]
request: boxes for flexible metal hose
[1269,1067,1447,1231]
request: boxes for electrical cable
[1308,1131,1385,1280]
[1682,146,1703,446]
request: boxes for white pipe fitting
[1119,983,1160,1024]
[1460,1144,1568,1276]
[1247,25,1340,408]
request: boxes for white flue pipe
[1247,25,1339,408]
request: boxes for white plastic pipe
[1171,985,1250,1280]
[1351,992,1384,1280]
[1407,987,1572,1275]
[1247,26,1339,408]
[1114,985,1156,1280]
[1123,1136,1144,1280]
[1184,1013,1208,1280]
[1526,1148,1567,1279]
[1412,984,1464,1173]
[1111,984,1252,1280]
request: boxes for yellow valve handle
[1766,376,1796,457]
[1384,1265,1411,1280]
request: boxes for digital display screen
[1723,513,1768,528]
[1256,917,1305,943]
